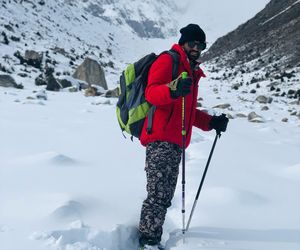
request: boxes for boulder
[24,50,43,69]
[256,95,273,104]
[14,50,43,69]
[68,86,78,92]
[85,86,99,97]
[58,79,72,88]
[1,31,9,45]
[52,46,68,56]
[45,66,60,91]
[213,103,231,109]
[231,83,240,90]
[105,87,119,98]
[18,73,28,78]
[35,75,47,86]
[295,89,300,99]
[73,57,107,90]
[289,100,299,105]
[248,112,265,123]
[227,113,234,119]
[0,74,17,88]
[46,75,61,91]
[236,113,247,118]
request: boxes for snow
[1,0,300,249]
[1,72,300,250]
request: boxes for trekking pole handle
[216,114,227,138]
[181,71,188,79]
[181,71,188,136]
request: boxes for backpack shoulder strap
[158,50,180,80]
[166,49,180,80]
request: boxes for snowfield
[0,0,299,249]
[0,73,299,249]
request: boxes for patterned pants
[139,141,182,245]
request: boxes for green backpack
[116,50,179,139]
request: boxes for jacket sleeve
[145,53,175,106]
[193,109,213,131]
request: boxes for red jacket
[140,44,212,148]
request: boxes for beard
[187,50,200,61]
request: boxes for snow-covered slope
[1,1,300,250]
[0,0,270,90]
[0,0,274,96]
[0,75,299,250]
[0,0,178,90]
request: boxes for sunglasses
[187,41,207,50]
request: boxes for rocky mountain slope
[0,0,178,91]
[0,0,299,120]
[201,0,300,109]
[203,0,300,69]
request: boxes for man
[138,24,229,250]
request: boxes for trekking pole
[186,130,221,232]
[181,71,188,236]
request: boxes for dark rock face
[126,19,164,38]
[83,1,176,38]
[202,0,300,68]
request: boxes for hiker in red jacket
[138,24,229,250]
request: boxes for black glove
[169,77,192,99]
[209,114,229,134]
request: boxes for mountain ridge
[202,0,300,69]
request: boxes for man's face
[183,41,206,61]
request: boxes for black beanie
[178,24,206,45]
